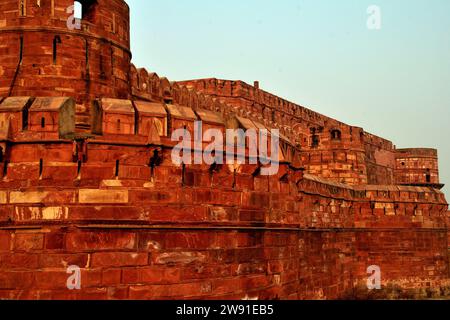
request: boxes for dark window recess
[3,161,9,177]
[22,104,28,130]
[426,170,431,183]
[331,129,341,141]
[53,36,61,65]
[39,159,43,178]
[77,0,98,22]
[41,117,46,128]
[115,160,120,177]
[77,160,82,177]
[116,119,121,132]
[311,135,320,148]
[19,35,24,63]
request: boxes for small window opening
[19,0,26,16]
[19,36,24,63]
[77,0,98,22]
[331,129,341,141]
[39,159,43,179]
[116,119,121,132]
[311,135,320,148]
[115,160,120,177]
[41,117,45,128]
[426,169,431,183]
[53,35,61,65]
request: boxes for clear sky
[127,0,450,200]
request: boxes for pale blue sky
[127,0,450,200]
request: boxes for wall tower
[0,0,131,127]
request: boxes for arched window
[426,169,431,183]
[116,119,121,132]
[331,129,341,141]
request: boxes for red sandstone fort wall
[0,128,448,299]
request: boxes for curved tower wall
[0,0,131,124]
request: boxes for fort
[0,0,448,300]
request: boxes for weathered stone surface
[79,190,129,204]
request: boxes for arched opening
[331,129,341,141]
[41,117,46,128]
[116,119,121,132]
[426,169,431,183]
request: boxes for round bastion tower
[0,0,131,128]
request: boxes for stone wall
[0,122,448,299]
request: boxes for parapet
[0,96,75,140]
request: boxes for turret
[0,0,131,126]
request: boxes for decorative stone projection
[92,98,135,136]
[28,97,75,138]
[133,101,167,139]
[166,104,197,136]
[0,97,34,135]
